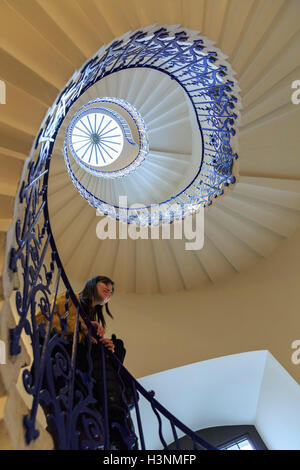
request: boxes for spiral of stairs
[0,0,300,450]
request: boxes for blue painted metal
[59,27,239,225]
[7,26,223,450]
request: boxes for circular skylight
[70,111,124,167]
[65,98,149,179]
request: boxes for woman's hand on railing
[81,320,115,352]
[100,337,115,352]
[81,320,105,344]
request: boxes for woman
[78,275,116,350]
[35,275,138,450]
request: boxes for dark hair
[79,275,114,329]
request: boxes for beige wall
[107,227,300,384]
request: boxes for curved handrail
[5,25,241,450]
[43,182,217,450]
[54,25,240,224]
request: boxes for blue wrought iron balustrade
[7,127,217,452]
[55,25,239,225]
[6,25,236,450]
[8,171,216,449]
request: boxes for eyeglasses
[103,288,113,296]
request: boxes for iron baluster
[131,380,146,450]
[148,391,169,449]
[123,31,158,68]
[170,422,180,450]
[100,340,110,450]
[66,304,80,449]
[23,268,62,444]
[109,31,144,72]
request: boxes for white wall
[132,350,300,450]
[108,226,300,384]
[255,352,300,450]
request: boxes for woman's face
[95,281,113,304]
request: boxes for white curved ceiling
[0,0,300,452]
[51,68,198,208]
[0,0,299,296]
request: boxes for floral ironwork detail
[7,25,221,450]
[58,26,240,225]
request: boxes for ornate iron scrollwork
[8,26,226,450]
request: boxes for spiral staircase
[0,0,300,450]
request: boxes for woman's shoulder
[55,291,80,310]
